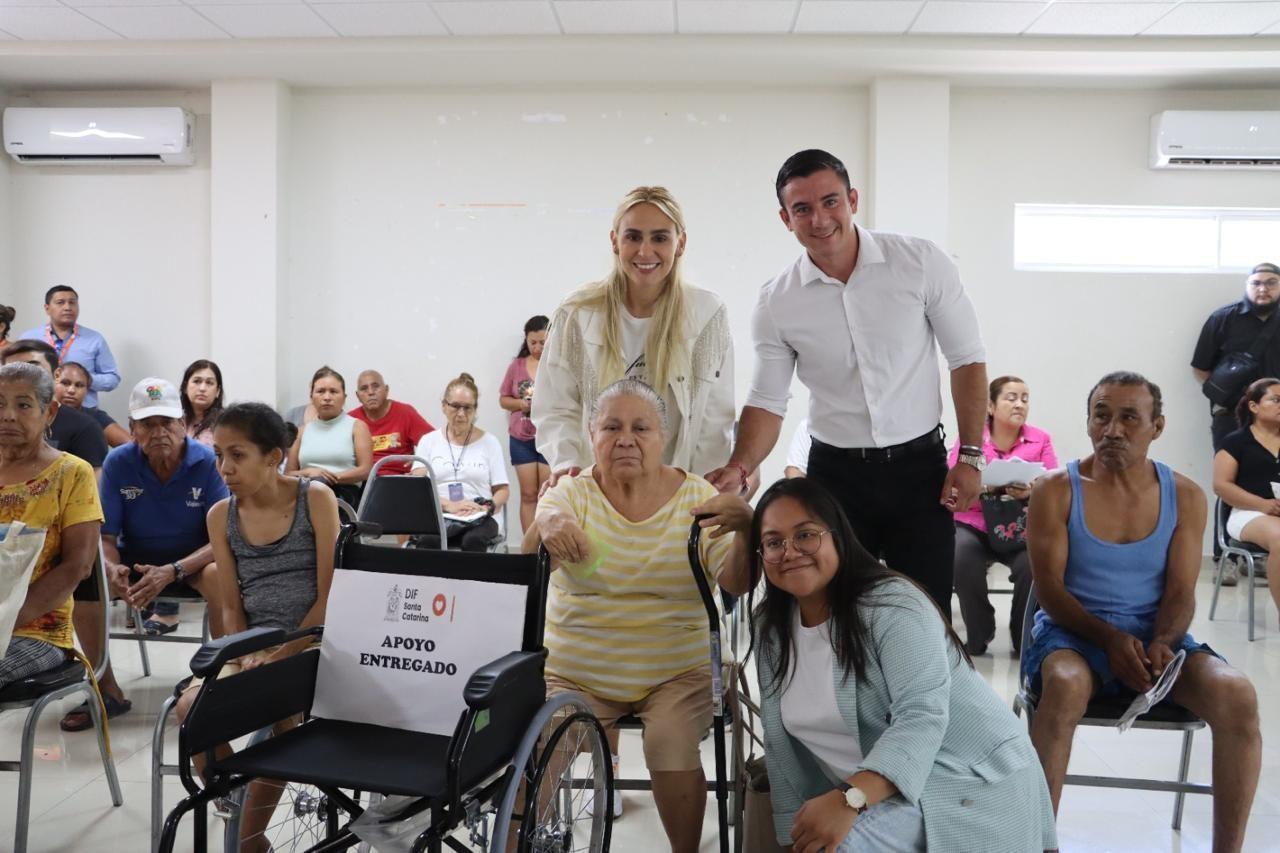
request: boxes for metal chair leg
[201,607,211,642]
[1173,729,1194,830]
[131,605,153,676]
[84,685,125,808]
[1246,555,1256,642]
[152,693,178,853]
[1209,554,1226,620]
[12,694,49,853]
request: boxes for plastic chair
[1013,585,1212,829]
[1209,497,1267,640]
[0,542,124,853]
[360,455,506,552]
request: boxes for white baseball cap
[129,378,183,420]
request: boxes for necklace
[446,426,474,480]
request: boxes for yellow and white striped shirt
[538,468,733,702]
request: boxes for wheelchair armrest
[463,651,543,710]
[188,627,287,678]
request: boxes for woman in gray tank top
[175,401,341,853]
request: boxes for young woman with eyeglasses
[411,372,510,551]
[715,477,1057,853]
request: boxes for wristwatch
[172,561,186,583]
[957,451,987,473]
[836,782,867,814]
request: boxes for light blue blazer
[758,578,1057,853]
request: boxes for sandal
[60,693,132,732]
[143,618,179,636]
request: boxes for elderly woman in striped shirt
[525,378,752,853]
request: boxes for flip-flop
[143,619,179,636]
[59,693,132,732]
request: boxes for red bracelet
[730,462,749,486]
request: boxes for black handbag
[1204,316,1280,406]
[980,494,1028,555]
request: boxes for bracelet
[959,444,983,455]
[729,462,749,486]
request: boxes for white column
[209,79,290,407]
[868,78,950,250]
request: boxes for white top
[411,430,510,531]
[785,418,812,473]
[619,309,650,378]
[746,225,985,449]
[780,617,864,783]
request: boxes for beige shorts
[545,667,713,772]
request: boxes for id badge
[448,482,464,502]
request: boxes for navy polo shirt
[99,439,229,565]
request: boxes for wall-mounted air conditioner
[1151,111,1280,170]
[2,107,195,166]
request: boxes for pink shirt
[948,423,1058,533]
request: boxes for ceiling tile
[310,2,447,35]
[0,7,122,37]
[431,1,560,34]
[678,0,796,33]
[79,6,229,37]
[1141,1,1280,35]
[795,0,923,33]
[1025,2,1170,35]
[911,0,1047,33]
[556,0,672,33]
[193,3,336,35]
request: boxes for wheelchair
[158,520,613,853]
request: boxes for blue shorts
[509,435,547,466]
[1022,613,1222,699]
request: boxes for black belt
[811,426,944,463]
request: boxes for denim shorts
[509,435,547,466]
[1022,613,1222,698]
[833,795,925,853]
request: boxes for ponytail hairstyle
[561,186,690,394]
[180,359,225,437]
[443,372,480,405]
[517,315,550,358]
[310,365,345,393]
[1237,377,1280,427]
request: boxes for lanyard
[446,426,474,480]
[45,324,78,363]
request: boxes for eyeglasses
[758,529,831,564]
[1248,278,1280,289]
[445,402,476,413]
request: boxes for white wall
[6,89,211,421]
[284,88,867,515]
[950,87,1280,550]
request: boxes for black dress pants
[808,437,956,621]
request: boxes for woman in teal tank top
[286,365,372,507]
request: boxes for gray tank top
[227,477,318,632]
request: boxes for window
[1013,204,1280,274]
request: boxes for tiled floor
[2,571,1279,852]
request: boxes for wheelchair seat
[212,719,454,798]
[0,659,84,704]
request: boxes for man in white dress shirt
[708,149,988,617]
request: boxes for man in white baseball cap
[61,377,229,731]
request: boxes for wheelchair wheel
[518,711,612,853]
[222,728,342,852]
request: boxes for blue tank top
[1054,459,1178,624]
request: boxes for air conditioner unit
[1151,111,1280,170]
[2,107,194,166]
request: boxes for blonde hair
[443,372,479,404]
[563,186,689,394]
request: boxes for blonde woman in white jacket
[532,186,735,488]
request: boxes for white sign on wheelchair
[312,569,527,736]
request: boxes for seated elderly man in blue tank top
[1024,371,1260,851]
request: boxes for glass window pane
[1220,218,1280,270]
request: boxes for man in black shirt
[1,339,108,472]
[1192,262,1280,577]
[1193,263,1280,451]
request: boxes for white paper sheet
[1117,649,1187,733]
[0,523,49,657]
[982,459,1047,488]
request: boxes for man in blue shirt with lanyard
[60,378,229,731]
[19,285,120,409]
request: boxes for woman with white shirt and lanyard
[532,186,735,486]
[412,373,510,551]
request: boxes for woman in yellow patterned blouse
[526,378,752,853]
[0,361,103,688]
